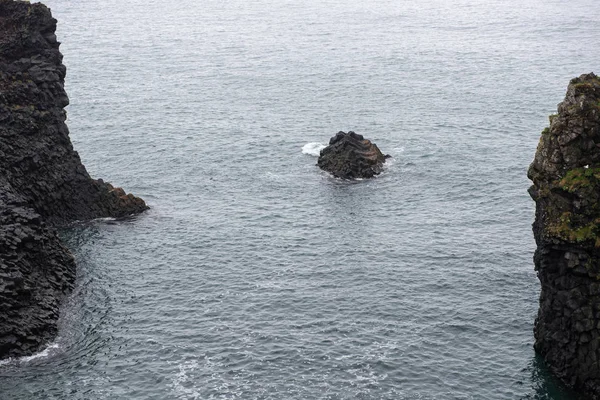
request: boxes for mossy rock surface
[529,73,600,398]
[529,73,600,246]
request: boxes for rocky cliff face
[0,0,147,359]
[318,131,389,179]
[528,73,600,397]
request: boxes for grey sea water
[1,0,600,398]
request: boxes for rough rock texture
[528,73,600,397]
[317,131,389,179]
[0,183,76,359]
[0,0,147,359]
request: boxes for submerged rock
[0,0,147,359]
[528,73,600,397]
[317,131,389,179]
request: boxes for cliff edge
[528,73,600,396]
[0,0,147,359]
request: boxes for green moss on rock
[559,167,600,193]
[546,211,600,244]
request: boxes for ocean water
[1,0,599,398]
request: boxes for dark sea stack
[528,73,600,396]
[317,131,389,179]
[0,0,147,359]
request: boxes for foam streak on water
[0,0,597,398]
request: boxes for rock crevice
[0,0,147,359]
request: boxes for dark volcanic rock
[317,131,388,179]
[0,0,147,225]
[0,183,76,359]
[528,73,600,397]
[0,0,147,360]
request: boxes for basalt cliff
[0,0,147,359]
[529,73,600,397]
[318,131,389,179]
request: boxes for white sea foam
[169,360,201,399]
[302,142,326,157]
[93,217,118,222]
[0,343,60,366]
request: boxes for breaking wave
[302,142,326,157]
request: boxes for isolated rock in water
[317,131,389,179]
[528,73,600,397]
[0,0,147,360]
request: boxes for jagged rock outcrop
[0,0,147,359]
[317,131,389,179]
[528,73,600,397]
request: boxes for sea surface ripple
[1,0,599,398]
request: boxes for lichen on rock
[528,73,600,397]
[317,131,389,179]
[0,0,147,360]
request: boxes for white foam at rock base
[302,142,326,157]
[0,343,60,366]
